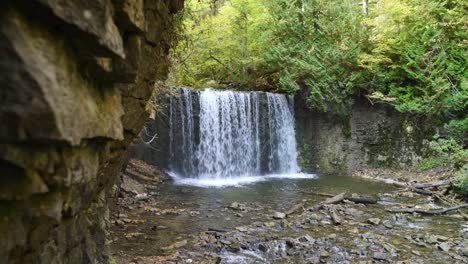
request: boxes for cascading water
[166,87,313,187]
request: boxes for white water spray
[167,88,313,187]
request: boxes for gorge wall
[0,0,183,263]
[295,96,436,174]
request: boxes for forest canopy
[168,0,467,140]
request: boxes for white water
[167,88,314,187]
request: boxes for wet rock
[121,176,146,195]
[300,235,315,243]
[329,207,342,225]
[118,213,128,218]
[382,220,393,229]
[286,240,295,248]
[220,240,232,245]
[361,233,375,239]
[434,235,449,242]
[273,212,286,219]
[228,242,241,252]
[309,213,321,220]
[258,243,268,252]
[236,226,248,232]
[344,208,364,217]
[229,202,239,209]
[459,246,468,257]
[425,235,439,244]
[438,242,451,252]
[189,211,200,216]
[372,252,390,261]
[280,219,289,228]
[367,218,381,225]
[168,240,188,250]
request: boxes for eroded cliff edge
[0,0,184,263]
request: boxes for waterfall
[166,87,309,186]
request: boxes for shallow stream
[110,175,467,263]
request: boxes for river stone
[300,235,315,243]
[438,242,451,252]
[426,235,439,244]
[372,252,390,261]
[434,235,449,242]
[368,218,381,225]
[235,226,248,232]
[459,246,468,257]
[273,212,286,219]
[121,176,145,194]
[258,243,268,252]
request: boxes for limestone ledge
[0,0,184,263]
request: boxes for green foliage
[171,0,466,119]
[454,164,468,195]
[108,257,117,264]
[262,0,367,115]
[170,0,467,127]
[444,117,468,144]
[360,0,467,120]
[168,0,271,89]
[418,135,468,170]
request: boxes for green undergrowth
[108,257,117,264]
[417,135,468,195]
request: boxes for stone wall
[0,0,183,263]
[295,96,437,174]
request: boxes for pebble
[368,218,381,225]
[273,212,286,219]
[302,234,315,243]
[372,252,390,261]
[438,242,451,252]
[258,243,268,252]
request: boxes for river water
[110,174,466,263]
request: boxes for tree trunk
[362,0,368,17]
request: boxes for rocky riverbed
[109,163,467,263]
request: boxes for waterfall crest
[166,87,309,186]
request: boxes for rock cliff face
[0,0,183,263]
[295,96,436,173]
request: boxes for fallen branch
[412,180,456,189]
[309,192,346,211]
[386,179,456,196]
[387,180,434,196]
[300,191,335,198]
[386,204,468,215]
[207,227,229,233]
[345,197,378,204]
[305,192,378,207]
[285,202,304,216]
[329,206,343,225]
